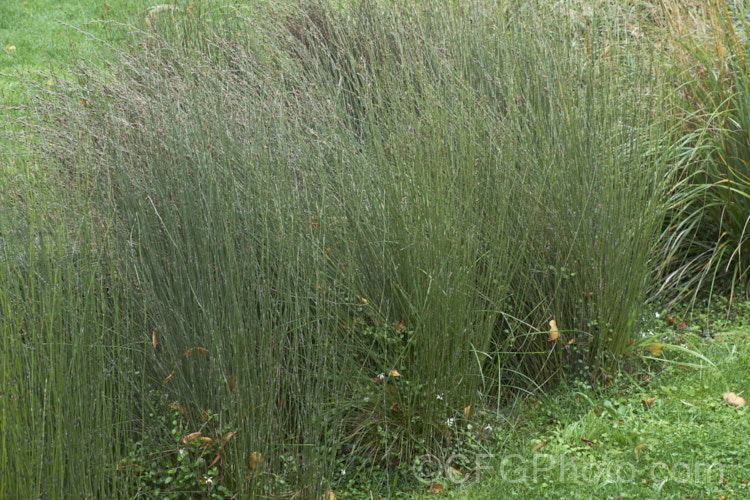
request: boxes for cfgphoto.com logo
[412,453,723,486]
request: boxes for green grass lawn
[0,0,152,153]
[411,306,750,499]
[0,0,146,83]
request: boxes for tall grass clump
[657,0,750,306]
[0,156,142,497]
[500,7,667,382]
[8,0,669,495]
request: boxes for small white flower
[178,448,186,457]
[378,372,385,380]
[436,393,444,400]
[363,396,370,402]
[655,312,661,319]
[484,424,493,432]
[446,417,455,428]
[205,476,213,485]
[341,469,346,476]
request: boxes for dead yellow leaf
[463,405,471,418]
[567,338,575,345]
[151,328,157,349]
[634,443,647,457]
[723,392,746,407]
[183,346,209,358]
[648,342,663,356]
[548,320,560,342]
[532,441,548,451]
[322,489,336,500]
[162,370,174,385]
[248,451,262,472]
[183,431,202,444]
[221,431,235,447]
[387,369,401,377]
[641,397,656,408]
[429,483,444,494]
[445,465,462,482]
[200,437,213,445]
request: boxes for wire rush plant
[0,0,692,497]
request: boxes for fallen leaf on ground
[581,438,594,446]
[429,483,444,494]
[387,369,401,377]
[532,441,548,451]
[723,392,746,407]
[463,405,471,418]
[162,370,174,384]
[634,443,647,458]
[641,397,656,408]
[648,342,663,356]
[445,466,462,482]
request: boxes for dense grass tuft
[2,0,677,496]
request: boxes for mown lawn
[413,302,750,499]
[0,0,149,82]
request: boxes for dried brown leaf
[532,441,548,451]
[723,392,746,407]
[183,431,202,444]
